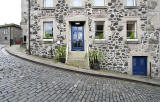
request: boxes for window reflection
[78,32,82,40]
[78,27,82,31]
[72,26,77,31]
[44,22,53,38]
[94,0,104,6]
[73,32,77,40]
[72,0,82,7]
[72,25,84,49]
[44,0,53,7]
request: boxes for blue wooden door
[133,56,147,76]
[71,23,84,51]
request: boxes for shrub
[87,50,104,64]
[55,46,66,60]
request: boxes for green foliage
[129,32,135,39]
[55,46,66,60]
[87,50,104,64]
[99,33,104,39]
[45,33,51,39]
[95,33,104,39]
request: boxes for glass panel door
[71,23,84,51]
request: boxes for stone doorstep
[66,60,90,69]
[5,46,160,87]
[67,51,89,69]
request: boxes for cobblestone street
[0,45,159,102]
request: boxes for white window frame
[44,0,53,8]
[127,21,137,39]
[126,0,136,6]
[72,0,82,7]
[43,22,53,39]
[94,0,105,6]
[95,21,105,39]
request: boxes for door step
[66,51,90,69]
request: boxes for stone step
[66,59,89,69]
[66,51,89,69]
[67,51,86,59]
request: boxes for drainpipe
[150,62,152,79]
[10,27,11,47]
[159,13,160,78]
[28,0,31,55]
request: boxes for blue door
[71,22,84,51]
[133,56,147,76]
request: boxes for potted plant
[95,33,104,39]
[129,32,135,39]
[99,33,104,39]
[87,50,104,70]
[45,33,52,39]
[55,46,66,63]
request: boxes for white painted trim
[43,39,53,41]
[123,17,140,40]
[135,22,137,38]
[40,18,57,42]
[92,18,108,40]
[94,39,106,41]
[126,39,138,42]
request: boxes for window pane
[44,0,53,7]
[72,26,77,31]
[97,25,103,31]
[95,21,104,39]
[44,22,53,37]
[78,32,82,40]
[127,0,135,6]
[94,0,104,6]
[73,32,77,40]
[73,41,77,47]
[78,41,82,47]
[127,21,136,38]
[72,0,82,7]
[78,26,82,31]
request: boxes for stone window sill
[92,6,107,9]
[126,39,139,44]
[41,7,55,10]
[43,39,53,42]
[71,7,84,9]
[93,39,107,44]
[124,6,138,9]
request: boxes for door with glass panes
[71,22,84,51]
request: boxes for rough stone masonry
[21,0,160,78]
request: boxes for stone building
[0,24,22,45]
[21,0,28,44]
[21,0,160,78]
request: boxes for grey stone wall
[0,26,22,45]
[11,27,23,44]
[0,27,10,45]
[90,0,160,77]
[21,0,28,43]
[25,0,160,77]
